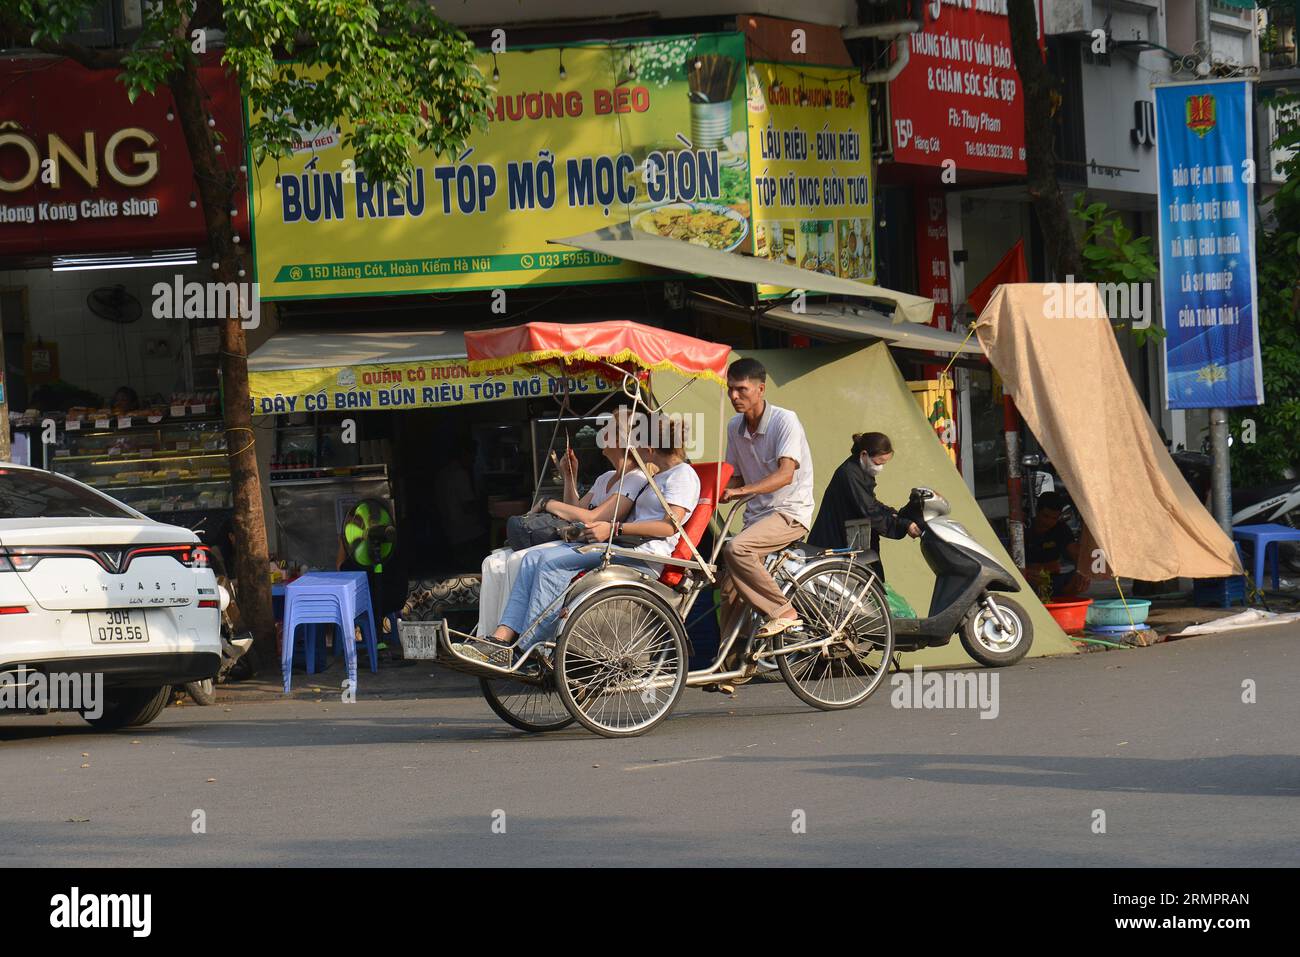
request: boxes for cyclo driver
[714,358,815,692]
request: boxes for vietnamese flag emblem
[1186,94,1217,138]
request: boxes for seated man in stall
[453,414,699,662]
[1020,492,1089,599]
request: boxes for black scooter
[892,487,1035,667]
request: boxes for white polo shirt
[725,402,814,529]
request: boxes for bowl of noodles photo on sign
[632,201,749,252]
[815,221,835,275]
[613,35,750,250]
[838,219,859,278]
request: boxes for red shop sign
[888,1,1041,176]
[913,188,952,331]
[0,57,246,257]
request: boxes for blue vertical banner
[1155,79,1263,409]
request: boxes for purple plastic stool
[281,572,378,692]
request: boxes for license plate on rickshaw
[89,609,150,643]
[397,619,448,659]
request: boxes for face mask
[860,453,884,475]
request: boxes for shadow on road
[718,751,1300,798]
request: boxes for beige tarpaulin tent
[661,340,1075,667]
[976,284,1242,580]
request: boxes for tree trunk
[1007,0,1082,280]
[0,330,9,462]
[168,61,276,671]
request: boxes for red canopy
[464,320,731,385]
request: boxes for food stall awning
[465,320,732,384]
[247,327,612,414]
[248,327,469,372]
[761,304,983,354]
[550,224,935,325]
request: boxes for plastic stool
[284,594,353,687]
[290,596,344,674]
[282,572,379,692]
[1231,523,1300,594]
[1192,576,1247,608]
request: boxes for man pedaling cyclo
[712,358,815,695]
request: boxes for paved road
[2,625,1296,867]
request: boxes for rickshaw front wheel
[554,586,689,738]
[480,676,575,733]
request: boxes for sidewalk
[1065,576,1300,651]
[179,652,482,709]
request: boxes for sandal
[755,616,802,639]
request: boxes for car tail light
[126,544,211,568]
[0,551,39,572]
[197,600,219,609]
[0,605,28,615]
[0,544,211,573]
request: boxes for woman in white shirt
[459,416,699,658]
[475,410,648,636]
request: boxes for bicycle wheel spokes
[558,589,687,737]
[779,562,894,710]
[480,674,574,733]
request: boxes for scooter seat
[784,542,880,566]
[1232,481,1299,513]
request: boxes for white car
[0,462,221,730]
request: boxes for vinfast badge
[1155,79,1263,409]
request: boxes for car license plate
[89,610,150,643]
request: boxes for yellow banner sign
[249,359,613,414]
[248,34,750,300]
[747,62,874,295]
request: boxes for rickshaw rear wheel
[554,586,689,738]
[480,675,575,733]
[778,560,894,711]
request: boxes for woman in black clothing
[807,432,920,578]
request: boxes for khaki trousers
[720,512,807,635]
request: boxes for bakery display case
[47,415,233,518]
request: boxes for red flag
[965,239,1028,317]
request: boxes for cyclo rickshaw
[436,320,895,738]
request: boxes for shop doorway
[1,286,28,413]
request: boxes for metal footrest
[435,626,543,681]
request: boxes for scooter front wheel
[960,595,1033,667]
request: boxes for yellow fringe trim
[467,347,728,386]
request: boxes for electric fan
[342,498,396,574]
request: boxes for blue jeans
[499,545,604,649]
